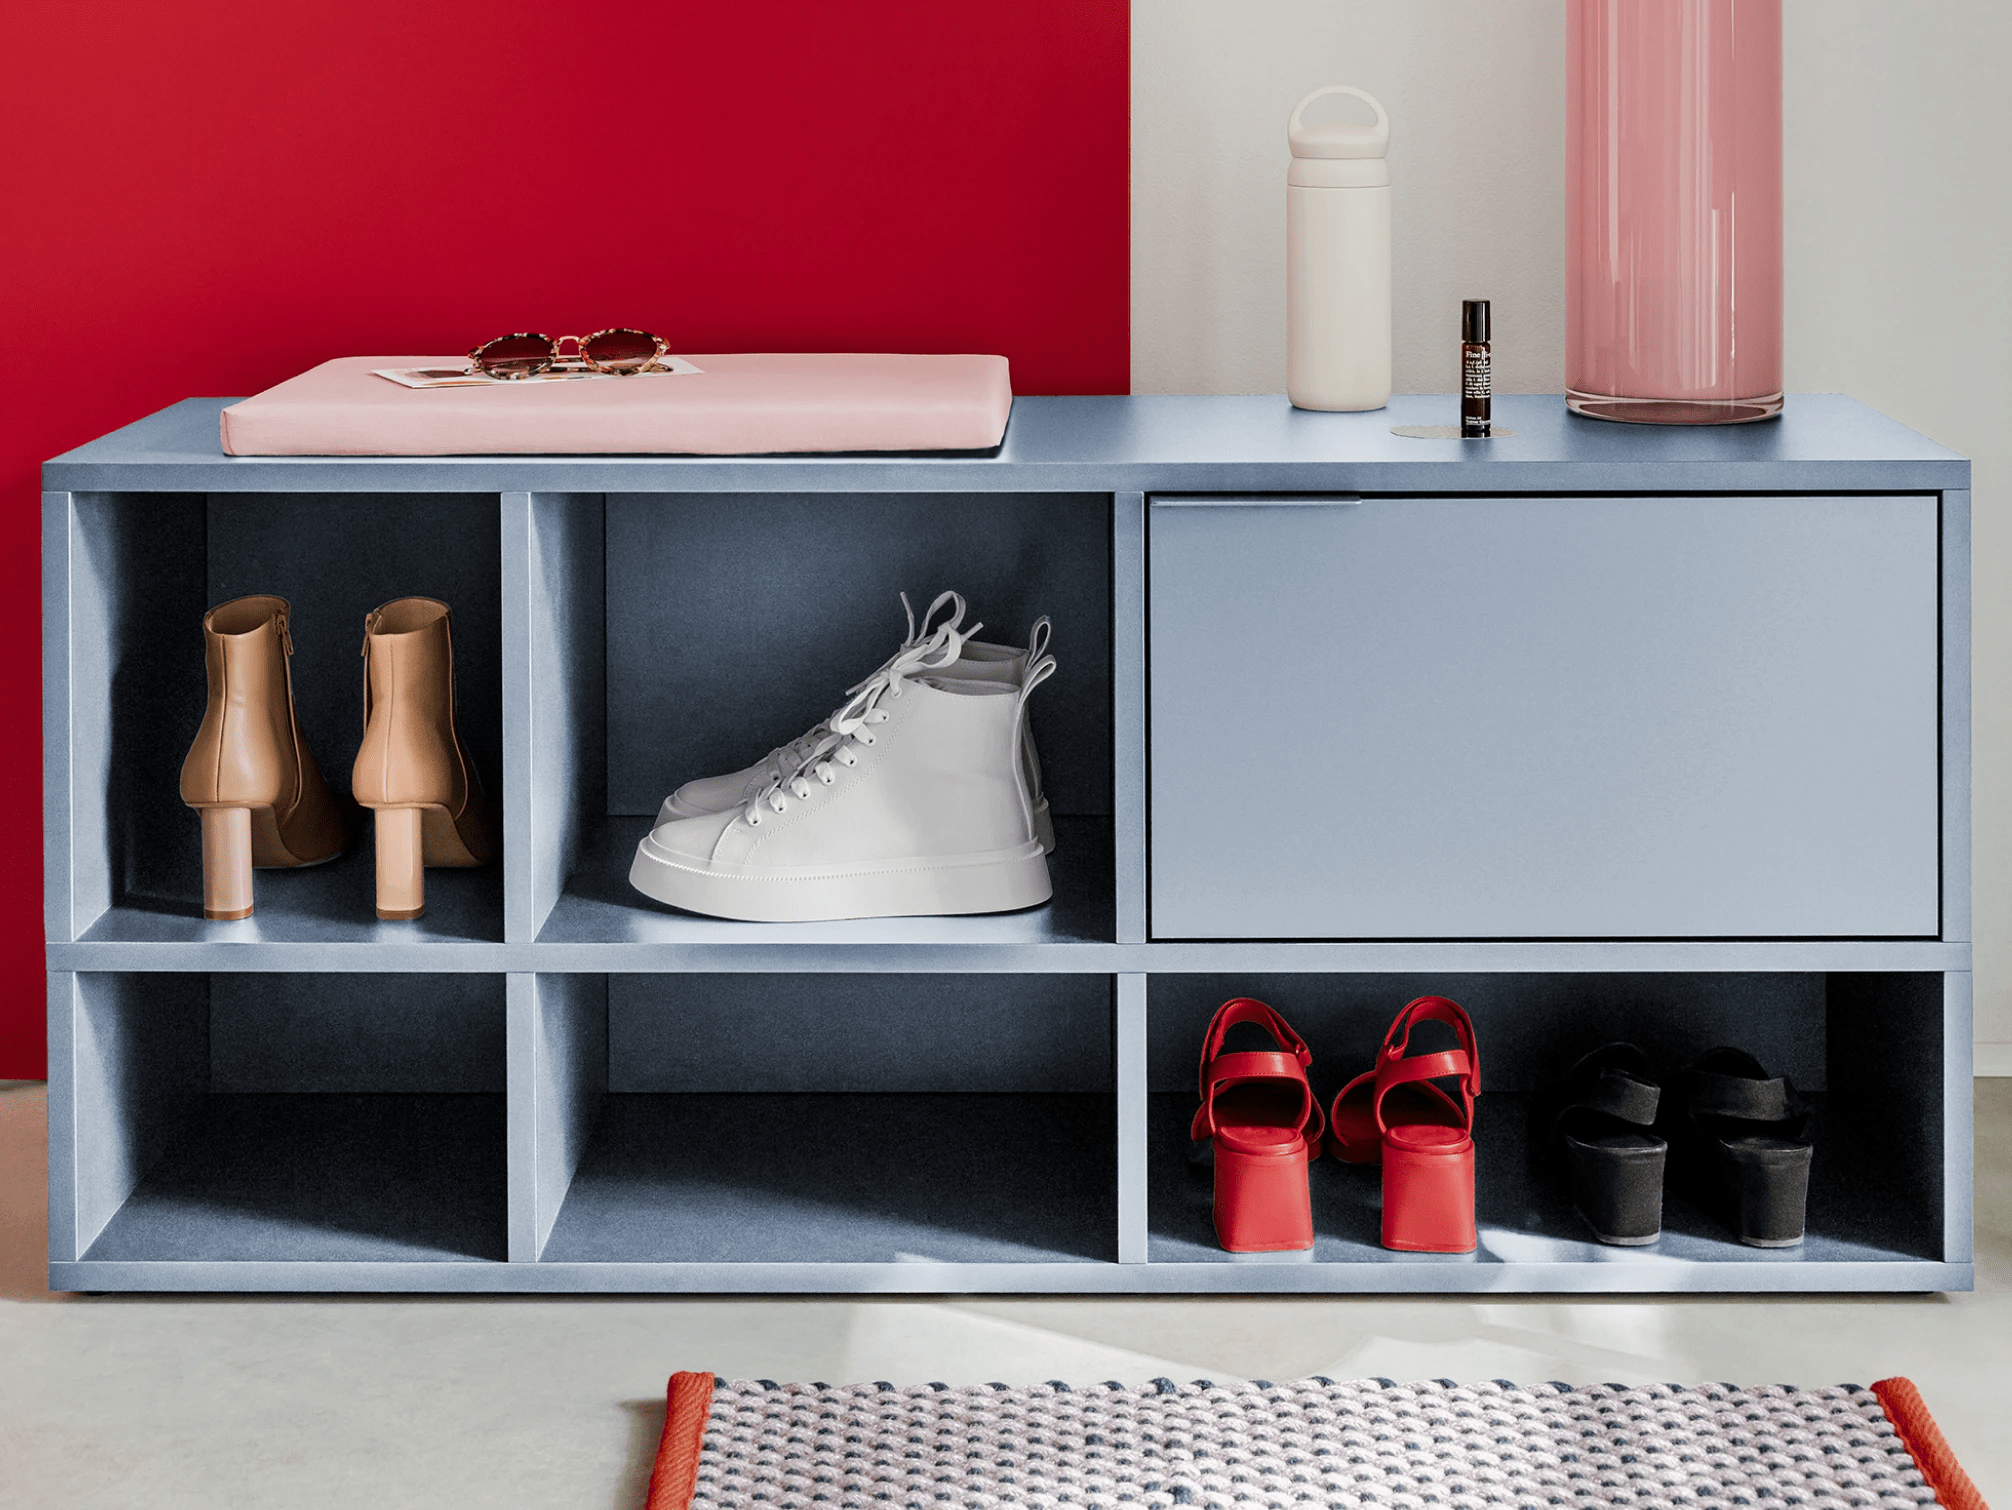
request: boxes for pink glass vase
[1566,0,1783,424]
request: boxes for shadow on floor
[540,1093,1118,1264]
[83,1094,508,1263]
[0,1083,67,1303]
[618,1397,667,1510]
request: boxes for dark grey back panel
[604,493,1111,815]
[609,973,1113,1092]
[1150,495,1940,939]
[208,494,503,811]
[1826,972,1945,1255]
[210,973,506,1093]
[1144,973,1830,1094]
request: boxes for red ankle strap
[1194,998,1323,1148]
[1377,995,1481,1097]
[1371,996,1481,1138]
[1198,997,1312,1097]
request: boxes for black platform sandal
[1543,1043,1666,1245]
[1670,1047,1813,1248]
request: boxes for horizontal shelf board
[50,942,518,971]
[1150,1093,1938,1269]
[1128,941,1971,973]
[44,939,1971,975]
[537,814,1115,949]
[79,851,502,947]
[48,1259,1973,1294]
[46,395,1967,494]
[519,944,1135,973]
[540,1093,1116,1265]
[82,1093,506,1263]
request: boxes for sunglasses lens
[473,335,553,377]
[582,329,660,372]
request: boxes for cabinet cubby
[520,974,1117,1266]
[1144,972,1949,1270]
[60,489,503,947]
[514,489,1114,950]
[54,973,507,1266]
[44,392,1973,1292]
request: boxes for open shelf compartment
[509,491,1114,949]
[1146,971,1959,1278]
[53,972,508,1263]
[55,491,504,946]
[516,972,1119,1264]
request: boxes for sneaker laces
[747,591,969,789]
[741,613,977,826]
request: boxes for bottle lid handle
[1288,85,1390,159]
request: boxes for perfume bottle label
[1462,346,1492,399]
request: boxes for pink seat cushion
[219,353,1012,456]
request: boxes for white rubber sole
[628,835,1054,922]
[658,793,1059,856]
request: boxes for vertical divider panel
[500,493,535,940]
[45,973,78,1263]
[1941,489,1970,945]
[506,973,536,1261]
[1116,972,1148,1262]
[1944,971,1974,1265]
[57,491,133,939]
[69,972,209,1257]
[42,493,76,943]
[1112,493,1147,944]
[504,494,607,943]
[530,973,609,1260]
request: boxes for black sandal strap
[1575,1068,1660,1126]
[1683,1068,1793,1122]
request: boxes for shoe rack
[42,393,1973,1293]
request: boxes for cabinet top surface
[45,392,1967,494]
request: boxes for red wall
[0,1,1130,1077]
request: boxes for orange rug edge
[1872,1377,1989,1510]
[643,1371,717,1510]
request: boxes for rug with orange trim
[642,1372,1984,1510]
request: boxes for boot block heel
[1566,1139,1666,1246]
[374,808,426,920]
[1212,1139,1315,1253]
[1724,1139,1812,1248]
[199,806,255,920]
[1381,1130,1476,1253]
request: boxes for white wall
[1133,0,2012,1058]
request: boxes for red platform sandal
[1326,995,1481,1253]
[1191,998,1326,1253]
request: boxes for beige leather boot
[179,595,353,919]
[352,598,499,920]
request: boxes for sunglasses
[468,328,670,379]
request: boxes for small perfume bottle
[1461,300,1491,436]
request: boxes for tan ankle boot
[179,595,353,919]
[352,598,499,920]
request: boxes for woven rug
[641,1372,1984,1510]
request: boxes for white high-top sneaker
[629,622,1057,922]
[656,592,1057,852]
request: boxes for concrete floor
[4,1078,2007,1510]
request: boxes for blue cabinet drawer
[1148,494,1941,940]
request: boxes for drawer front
[1148,494,1941,939]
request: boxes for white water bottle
[1287,85,1392,411]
